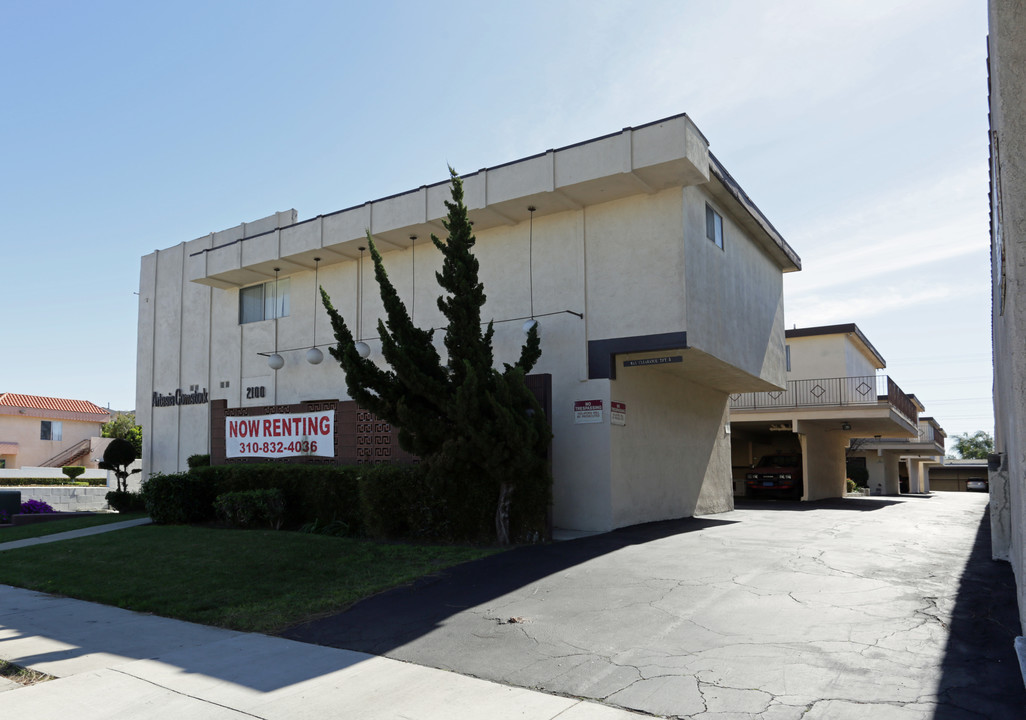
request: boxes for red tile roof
[0,393,110,417]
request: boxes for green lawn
[0,525,498,634]
[0,513,148,543]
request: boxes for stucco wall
[989,0,1026,632]
[684,186,786,388]
[138,126,795,532]
[797,421,848,501]
[609,358,732,527]
[0,414,107,469]
[786,334,878,381]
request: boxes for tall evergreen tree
[321,168,550,543]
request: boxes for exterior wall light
[841,422,852,431]
[355,247,369,358]
[526,206,537,332]
[268,267,283,371]
[307,257,323,365]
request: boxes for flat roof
[785,323,886,369]
[183,112,801,288]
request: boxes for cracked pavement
[284,492,1026,719]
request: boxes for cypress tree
[322,168,551,543]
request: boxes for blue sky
[1,0,992,450]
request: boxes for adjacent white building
[137,112,801,532]
[988,0,1026,643]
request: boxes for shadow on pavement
[281,514,736,654]
[734,497,903,511]
[933,505,1026,719]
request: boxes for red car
[746,454,804,499]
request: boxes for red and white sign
[574,399,604,424]
[610,401,626,426]
[225,410,335,459]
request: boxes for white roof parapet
[186,113,800,288]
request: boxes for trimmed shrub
[214,489,286,529]
[106,490,147,513]
[62,466,86,482]
[191,463,363,534]
[141,472,218,525]
[187,454,210,469]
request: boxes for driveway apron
[284,493,1025,719]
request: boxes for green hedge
[106,490,147,513]
[190,464,364,534]
[214,488,286,529]
[141,473,219,524]
[141,460,549,544]
[0,478,107,487]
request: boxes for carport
[729,376,920,500]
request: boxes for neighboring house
[137,112,801,533]
[0,393,111,469]
[729,324,922,500]
[987,0,1026,642]
[928,458,989,493]
[847,413,947,495]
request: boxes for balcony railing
[850,418,946,450]
[729,375,918,425]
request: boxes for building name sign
[225,410,335,459]
[152,388,210,407]
[623,355,683,368]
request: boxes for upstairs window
[705,203,723,249]
[41,420,62,441]
[240,278,290,324]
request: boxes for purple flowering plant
[0,509,8,524]
[20,499,55,514]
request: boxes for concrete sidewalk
[0,517,152,552]
[0,586,647,718]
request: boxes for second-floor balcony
[729,375,918,426]
[849,416,947,454]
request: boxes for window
[40,421,62,441]
[239,278,290,324]
[705,203,723,249]
[785,345,791,372]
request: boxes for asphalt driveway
[284,492,1024,719]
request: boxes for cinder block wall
[8,487,111,512]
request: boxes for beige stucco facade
[730,324,922,501]
[0,402,110,470]
[988,0,1026,636]
[137,113,800,532]
[848,416,946,495]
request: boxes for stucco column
[795,421,848,501]
[882,451,901,495]
[907,459,922,494]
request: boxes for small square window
[40,420,62,441]
[240,278,290,324]
[705,204,723,249]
